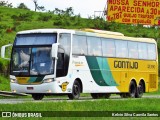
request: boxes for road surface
[0,95,159,104]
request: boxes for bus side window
[73,35,87,55]
[128,41,138,59]
[138,42,148,59]
[148,43,156,60]
[102,38,115,57]
[115,40,128,58]
[87,36,102,56]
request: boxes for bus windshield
[11,47,54,76]
[11,33,57,76]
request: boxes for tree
[33,0,38,11]
[0,0,12,7]
[32,0,45,11]
[17,3,30,10]
[65,7,74,16]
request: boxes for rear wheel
[120,93,129,98]
[128,81,136,98]
[32,94,44,100]
[91,93,111,99]
[136,81,144,98]
[68,81,81,100]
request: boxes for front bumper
[11,81,66,94]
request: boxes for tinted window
[115,40,128,58]
[138,42,148,59]
[15,34,56,45]
[58,33,71,76]
[87,37,102,56]
[73,35,87,55]
[128,41,138,59]
[148,43,156,60]
[102,38,115,57]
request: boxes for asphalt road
[0,95,159,104]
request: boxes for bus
[1,28,158,100]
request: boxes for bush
[0,58,10,76]
[38,14,52,21]
[11,12,32,21]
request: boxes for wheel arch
[130,79,137,87]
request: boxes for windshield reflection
[12,47,54,76]
[30,47,53,75]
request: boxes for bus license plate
[27,87,34,90]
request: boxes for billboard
[107,0,160,25]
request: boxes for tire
[91,93,111,99]
[128,81,136,98]
[120,93,129,98]
[91,93,99,99]
[104,93,111,99]
[32,94,44,100]
[68,81,81,100]
[135,81,144,98]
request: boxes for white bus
[1,29,158,100]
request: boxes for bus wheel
[104,93,111,99]
[32,94,44,100]
[91,93,99,99]
[136,81,144,98]
[128,81,136,98]
[68,81,81,100]
[91,93,111,99]
[120,93,129,98]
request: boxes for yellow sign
[107,0,160,25]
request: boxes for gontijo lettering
[114,60,138,69]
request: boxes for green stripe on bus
[28,77,44,83]
[86,56,118,86]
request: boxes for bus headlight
[43,79,54,83]
[11,79,17,83]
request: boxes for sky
[5,0,107,18]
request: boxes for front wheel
[32,94,44,100]
[68,81,81,100]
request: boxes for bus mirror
[52,43,59,59]
[1,44,12,60]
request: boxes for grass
[0,98,159,119]
[0,98,159,111]
[0,75,10,91]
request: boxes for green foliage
[0,75,10,91]
[17,3,30,10]
[0,0,12,8]
[38,14,52,21]
[0,58,9,76]
[11,12,32,21]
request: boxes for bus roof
[17,29,75,34]
[80,28,124,36]
[17,28,156,44]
